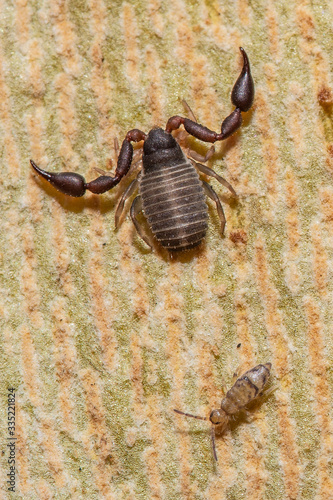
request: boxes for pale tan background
[0,0,333,498]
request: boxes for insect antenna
[211,426,218,461]
[174,409,207,421]
[174,409,219,461]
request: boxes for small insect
[174,363,272,461]
[31,48,254,252]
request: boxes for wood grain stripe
[254,235,300,498]
[303,297,333,498]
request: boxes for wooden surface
[0,0,333,498]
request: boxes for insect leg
[30,129,146,197]
[259,384,278,398]
[202,181,226,235]
[165,48,254,142]
[231,362,248,383]
[194,161,237,196]
[130,196,154,249]
[187,146,216,163]
[115,178,139,228]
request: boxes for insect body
[174,363,272,461]
[136,130,210,250]
[31,48,254,251]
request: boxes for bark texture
[1,0,333,498]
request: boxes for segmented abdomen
[221,363,271,415]
[139,161,208,251]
